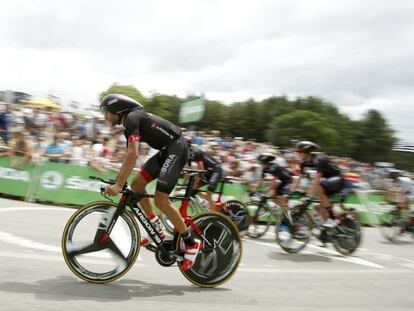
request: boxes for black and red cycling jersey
[262,163,293,185]
[123,109,187,194]
[188,149,220,171]
[300,154,342,178]
[123,110,182,149]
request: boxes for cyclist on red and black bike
[187,139,223,211]
[100,94,201,271]
[257,153,293,213]
[294,141,345,228]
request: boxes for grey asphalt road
[0,197,413,311]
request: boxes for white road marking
[0,206,144,261]
[244,238,385,269]
[0,207,74,212]
[0,250,147,266]
[238,268,412,274]
[306,244,385,269]
[357,249,414,269]
[400,263,414,269]
[0,230,60,252]
[1,204,412,271]
[262,231,414,266]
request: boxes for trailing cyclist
[257,153,293,214]
[294,141,346,228]
[100,94,201,271]
[187,139,224,212]
[255,152,305,236]
[385,169,414,216]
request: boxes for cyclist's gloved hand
[104,184,122,196]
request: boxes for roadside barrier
[0,156,409,225]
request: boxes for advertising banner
[0,157,401,225]
[179,98,206,123]
[33,162,118,205]
[0,157,37,197]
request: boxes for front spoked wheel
[246,202,274,239]
[379,209,411,243]
[222,200,250,233]
[177,212,242,288]
[275,211,312,254]
[62,201,141,283]
[332,211,362,255]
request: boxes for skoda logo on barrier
[40,171,64,189]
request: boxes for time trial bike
[275,190,362,255]
[160,169,249,234]
[61,173,242,288]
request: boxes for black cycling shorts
[140,136,189,194]
[201,167,223,192]
[320,176,345,196]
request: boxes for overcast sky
[1,0,413,141]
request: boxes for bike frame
[99,173,205,251]
[194,177,234,206]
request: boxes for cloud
[0,0,413,140]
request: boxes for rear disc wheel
[176,211,242,288]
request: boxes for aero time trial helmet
[100,94,143,115]
[388,169,401,180]
[258,153,276,164]
[294,141,320,153]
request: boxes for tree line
[99,84,414,172]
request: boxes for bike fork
[283,210,294,226]
[95,195,128,244]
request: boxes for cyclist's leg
[273,183,290,211]
[207,168,222,211]
[192,171,219,211]
[131,174,153,216]
[134,151,165,217]
[138,151,167,246]
[318,176,345,224]
[154,136,189,234]
[275,184,300,233]
[190,177,205,197]
[154,136,201,270]
[314,184,331,220]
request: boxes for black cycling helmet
[294,141,320,153]
[388,169,401,180]
[258,153,276,164]
[100,94,143,115]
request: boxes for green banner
[0,157,37,197]
[33,162,118,205]
[33,162,160,205]
[0,156,408,226]
[179,98,205,123]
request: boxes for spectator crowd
[0,102,412,191]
